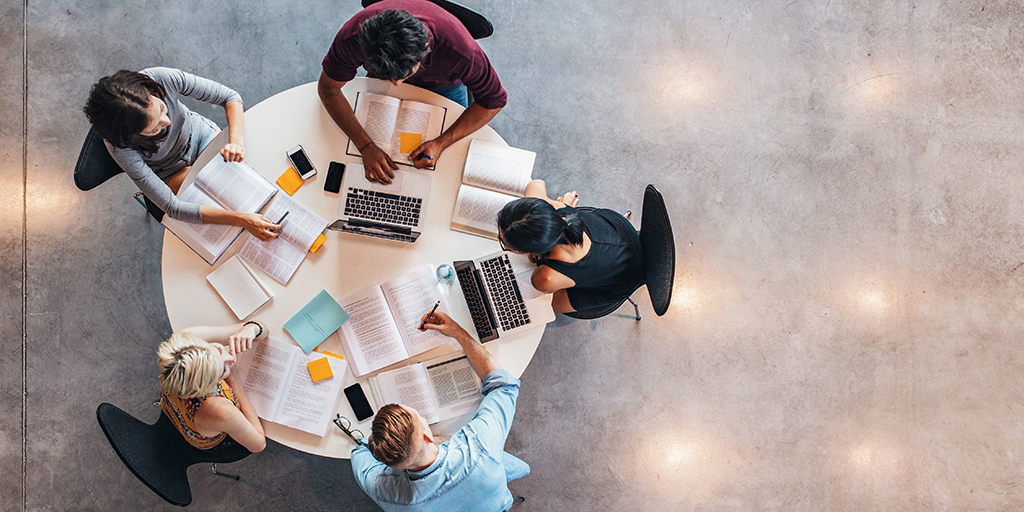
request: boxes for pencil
[419,300,441,330]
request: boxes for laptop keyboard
[455,261,498,343]
[479,254,531,331]
[344,187,422,227]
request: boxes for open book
[162,155,277,264]
[338,266,454,377]
[450,139,536,239]
[206,254,274,320]
[367,353,482,425]
[238,194,329,284]
[236,336,348,437]
[345,92,447,168]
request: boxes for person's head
[357,9,430,82]
[497,197,586,255]
[83,70,169,154]
[368,404,433,468]
[157,331,236,399]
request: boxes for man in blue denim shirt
[351,312,530,512]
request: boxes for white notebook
[206,255,274,320]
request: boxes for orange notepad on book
[276,167,304,196]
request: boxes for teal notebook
[284,289,350,354]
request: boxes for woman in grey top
[84,67,279,241]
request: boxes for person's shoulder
[531,265,563,291]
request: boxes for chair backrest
[74,128,124,191]
[360,0,494,39]
[96,403,250,507]
[639,185,675,316]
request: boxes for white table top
[161,78,545,458]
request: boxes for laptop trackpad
[370,172,404,192]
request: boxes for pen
[276,211,290,224]
[413,153,434,162]
[419,300,441,330]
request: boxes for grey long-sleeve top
[104,67,242,223]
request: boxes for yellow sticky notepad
[309,233,327,253]
[276,167,305,196]
[307,357,334,383]
[322,350,345,360]
[399,132,422,154]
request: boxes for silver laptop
[328,163,431,243]
[453,251,556,342]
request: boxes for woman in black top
[497,179,644,313]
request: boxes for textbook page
[451,185,519,239]
[237,336,296,420]
[425,355,483,420]
[338,285,409,377]
[238,195,328,284]
[381,266,454,357]
[239,235,307,285]
[271,352,347,436]
[390,100,446,165]
[462,139,535,196]
[194,155,277,213]
[352,92,401,154]
[162,185,239,264]
[206,255,273,320]
[371,363,440,424]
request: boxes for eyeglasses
[333,414,365,446]
[498,234,509,252]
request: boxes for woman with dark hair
[497,179,645,314]
[83,67,279,241]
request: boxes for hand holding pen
[419,300,441,331]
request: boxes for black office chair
[565,185,676,321]
[74,128,165,222]
[361,0,494,39]
[96,403,250,507]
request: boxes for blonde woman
[157,321,267,452]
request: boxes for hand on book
[419,311,469,340]
[361,143,398,185]
[410,139,443,169]
[227,322,261,355]
[220,143,246,163]
[240,213,282,242]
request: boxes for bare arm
[198,207,281,242]
[410,102,501,168]
[181,321,269,356]
[317,71,397,184]
[420,312,499,379]
[220,101,245,162]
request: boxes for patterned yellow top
[161,380,240,449]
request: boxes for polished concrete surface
[5,0,1024,510]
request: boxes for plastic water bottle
[436,264,455,285]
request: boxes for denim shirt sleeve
[351,442,385,495]
[466,369,520,455]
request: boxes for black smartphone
[325,161,345,193]
[344,383,374,422]
[286,145,317,179]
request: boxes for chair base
[564,296,641,321]
[212,463,240,480]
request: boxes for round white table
[161,78,545,458]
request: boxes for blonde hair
[157,331,221,399]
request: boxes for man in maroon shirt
[319,0,507,184]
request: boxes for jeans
[502,451,530,482]
[429,83,469,107]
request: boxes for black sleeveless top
[538,206,644,311]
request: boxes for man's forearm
[433,103,501,150]
[318,80,373,150]
[455,330,501,379]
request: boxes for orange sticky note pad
[276,167,304,196]
[307,357,333,383]
[399,132,422,154]
[309,233,327,253]
[322,351,345,360]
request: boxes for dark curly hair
[83,70,167,155]
[357,9,430,81]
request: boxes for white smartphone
[287,145,317,179]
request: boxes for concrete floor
[4,0,1024,510]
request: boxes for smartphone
[325,161,345,193]
[287,145,317,179]
[344,383,374,422]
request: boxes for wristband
[358,141,374,151]
[242,321,263,339]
